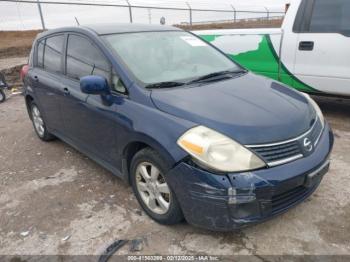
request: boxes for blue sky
[0,0,291,30]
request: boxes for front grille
[271,185,315,214]
[252,141,302,165]
[309,117,323,146]
[247,117,323,167]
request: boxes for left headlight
[177,126,266,173]
[302,93,325,128]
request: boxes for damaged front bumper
[166,124,334,231]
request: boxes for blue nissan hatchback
[23,24,333,231]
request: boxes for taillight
[20,65,29,82]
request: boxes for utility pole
[36,0,46,30]
[186,2,192,28]
[264,6,270,20]
[126,0,133,23]
[231,5,236,23]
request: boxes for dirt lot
[0,18,282,58]
[0,30,41,59]
[177,18,283,31]
[0,30,40,89]
[0,94,349,257]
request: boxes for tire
[30,101,55,141]
[130,148,184,225]
[0,89,5,103]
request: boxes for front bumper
[166,123,334,231]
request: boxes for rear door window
[309,0,350,35]
[42,35,65,73]
[66,34,111,82]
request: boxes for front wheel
[0,89,5,103]
[130,148,184,225]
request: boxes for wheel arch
[122,135,178,185]
[25,94,34,120]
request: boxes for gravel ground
[0,57,27,71]
[0,94,349,257]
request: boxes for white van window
[309,0,350,34]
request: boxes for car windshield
[103,31,241,87]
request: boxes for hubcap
[136,162,171,215]
[32,106,45,137]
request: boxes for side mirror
[80,75,110,95]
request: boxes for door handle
[299,41,314,51]
[63,87,70,96]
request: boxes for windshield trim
[102,30,245,90]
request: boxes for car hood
[150,73,316,145]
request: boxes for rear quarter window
[36,39,45,68]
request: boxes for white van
[194,0,350,96]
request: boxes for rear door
[29,34,65,131]
[293,0,350,96]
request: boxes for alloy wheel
[135,162,171,215]
[32,105,45,137]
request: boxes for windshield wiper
[145,81,186,89]
[145,69,247,89]
[186,69,247,85]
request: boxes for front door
[293,0,350,96]
[60,33,125,164]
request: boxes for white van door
[293,0,350,96]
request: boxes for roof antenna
[75,17,80,26]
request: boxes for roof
[193,28,282,36]
[82,23,181,35]
[34,23,183,42]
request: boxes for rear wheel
[30,102,55,141]
[130,148,184,225]
[0,89,5,103]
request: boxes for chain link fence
[0,0,286,30]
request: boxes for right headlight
[302,93,325,128]
[177,126,266,173]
